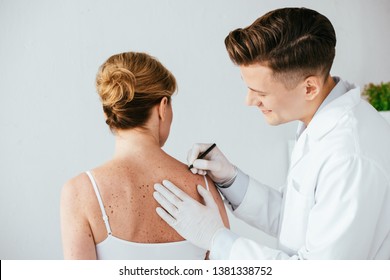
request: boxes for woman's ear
[158,97,169,121]
[304,76,321,101]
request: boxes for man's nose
[245,90,260,106]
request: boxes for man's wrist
[216,165,238,188]
[209,228,239,260]
[216,168,249,209]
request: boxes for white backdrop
[1,0,389,259]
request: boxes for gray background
[1,0,389,259]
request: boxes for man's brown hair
[225,7,336,87]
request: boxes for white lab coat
[211,79,390,259]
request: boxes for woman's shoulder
[63,171,90,189]
[156,155,208,198]
[61,171,95,205]
[62,160,114,194]
[162,157,229,228]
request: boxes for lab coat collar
[296,77,347,140]
[306,78,360,141]
[290,78,360,168]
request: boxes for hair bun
[96,52,177,131]
[97,65,136,108]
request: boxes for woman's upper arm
[206,177,230,228]
[60,179,97,259]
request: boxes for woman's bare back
[75,150,228,245]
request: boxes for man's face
[240,64,308,126]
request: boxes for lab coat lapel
[290,131,309,170]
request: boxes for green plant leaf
[362,82,390,111]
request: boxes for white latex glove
[187,143,237,185]
[153,180,225,250]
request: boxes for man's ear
[158,97,169,121]
[304,76,321,101]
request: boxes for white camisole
[86,171,208,260]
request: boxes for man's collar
[296,77,359,141]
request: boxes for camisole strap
[202,175,209,191]
[85,171,112,235]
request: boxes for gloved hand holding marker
[187,143,237,185]
[188,143,216,170]
[153,142,236,251]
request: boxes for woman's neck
[113,128,162,160]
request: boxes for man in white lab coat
[153,7,390,259]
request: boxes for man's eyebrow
[248,86,266,94]
[240,75,267,94]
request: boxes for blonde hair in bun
[96,52,177,131]
[98,66,136,108]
